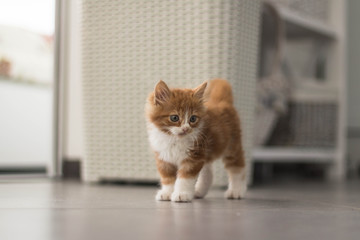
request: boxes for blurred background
[0,0,55,175]
[0,0,358,185]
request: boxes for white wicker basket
[268,102,337,148]
[81,0,261,186]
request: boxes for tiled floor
[0,178,359,240]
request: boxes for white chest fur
[147,123,194,166]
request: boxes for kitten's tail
[205,79,234,105]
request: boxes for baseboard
[62,159,81,179]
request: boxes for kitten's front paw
[155,189,172,201]
[171,191,193,202]
[225,186,247,199]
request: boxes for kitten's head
[146,80,207,137]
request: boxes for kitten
[145,79,246,202]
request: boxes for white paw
[194,188,207,199]
[225,186,247,199]
[171,191,194,202]
[155,189,172,201]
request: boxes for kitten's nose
[182,127,190,133]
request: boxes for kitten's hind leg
[194,163,213,198]
[224,166,247,199]
[223,150,247,199]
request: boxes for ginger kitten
[145,79,246,202]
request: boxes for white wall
[0,0,55,169]
[0,0,55,35]
[0,81,52,167]
[63,0,84,160]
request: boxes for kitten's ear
[154,80,171,105]
[193,82,207,100]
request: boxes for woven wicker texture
[268,102,337,147]
[81,0,260,185]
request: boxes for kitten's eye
[170,115,179,122]
[189,115,197,123]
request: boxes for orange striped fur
[146,79,246,202]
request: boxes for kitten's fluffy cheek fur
[169,127,182,135]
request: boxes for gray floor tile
[0,179,359,240]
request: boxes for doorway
[0,0,57,176]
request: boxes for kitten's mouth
[178,130,192,136]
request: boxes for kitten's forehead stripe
[184,111,189,125]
